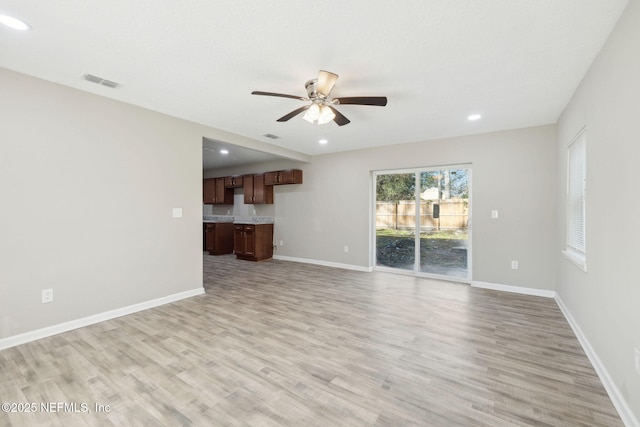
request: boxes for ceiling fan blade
[276,105,311,122]
[316,70,339,98]
[327,106,350,126]
[333,96,388,106]
[252,91,308,101]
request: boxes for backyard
[376,228,468,277]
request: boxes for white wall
[556,0,640,422]
[208,124,557,290]
[1,68,214,340]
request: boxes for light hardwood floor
[0,255,622,426]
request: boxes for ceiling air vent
[263,133,281,139]
[82,74,122,89]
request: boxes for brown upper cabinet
[243,173,273,204]
[203,178,234,205]
[224,175,244,188]
[203,178,215,204]
[264,169,303,185]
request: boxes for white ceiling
[0,0,628,163]
[203,137,283,170]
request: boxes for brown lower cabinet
[205,222,234,255]
[234,223,273,261]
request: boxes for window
[564,129,587,271]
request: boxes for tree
[376,174,415,201]
[420,170,469,199]
[448,169,469,199]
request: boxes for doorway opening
[373,165,471,282]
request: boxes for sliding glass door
[374,173,416,272]
[374,166,471,281]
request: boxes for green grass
[376,228,468,240]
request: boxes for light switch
[172,208,183,218]
[42,289,53,304]
[491,210,499,219]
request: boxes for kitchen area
[203,169,302,261]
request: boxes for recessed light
[220,149,229,155]
[468,114,482,121]
[0,14,31,31]
[319,139,328,145]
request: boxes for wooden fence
[376,199,468,230]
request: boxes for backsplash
[204,192,275,218]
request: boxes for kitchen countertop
[233,216,274,225]
[203,215,234,223]
[203,215,274,224]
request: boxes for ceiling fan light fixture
[303,103,321,123]
[252,69,386,127]
[317,106,335,125]
[316,70,338,98]
[303,104,334,125]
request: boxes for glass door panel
[375,173,416,271]
[418,169,469,278]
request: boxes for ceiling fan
[251,70,387,126]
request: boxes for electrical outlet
[511,260,519,270]
[343,246,349,253]
[279,240,284,247]
[172,208,182,218]
[491,210,499,219]
[635,348,640,375]
[41,289,54,304]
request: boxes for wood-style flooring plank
[0,254,623,426]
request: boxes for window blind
[567,133,586,253]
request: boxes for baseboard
[554,296,639,427]
[471,281,556,298]
[273,255,373,272]
[0,287,205,351]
